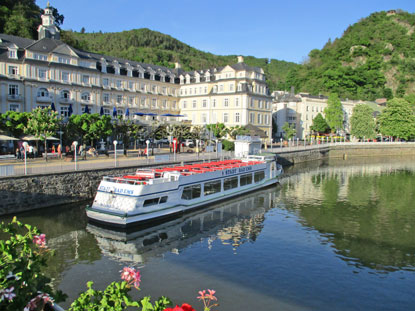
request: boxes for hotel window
[235,112,240,123]
[104,108,110,116]
[224,176,238,191]
[258,114,262,124]
[140,84,145,91]
[152,98,157,108]
[202,100,207,108]
[129,81,134,90]
[58,57,70,64]
[266,102,269,109]
[312,106,314,112]
[9,104,20,112]
[8,49,17,59]
[258,100,263,109]
[189,88,192,95]
[235,98,239,107]
[116,80,122,88]
[37,88,49,97]
[172,101,177,109]
[8,66,18,75]
[117,109,123,116]
[204,87,207,93]
[224,98,229,107]
[192,100,197,108]
[8,84,19,96]
[117,95,123,104]
[249,113,255,124]
[182,184,201,200]
[202,113,207,123]
[81,92,91,102]
[223,113,229,123]
[219,84,224,92]
[82,75,90,84]
[141,97,146,107]
[129,97,134,105]
[61,71,69,82]
[34,53,47,61]
[306,106,309,111]
[152,85,156,93]
[194,88,197,94]
[102,78,109,87]
[229,84,234,91]
[103,93,110,103]
[162,87,166,94]
[254,171,265,183]
[266,115,270,124]
[162,100,167,109]
[204,180,221,196]
[212,99,216,108]
[60,106,69,117]
[60,90,70,100]
[250,98,254,108]
[240,173,252,186]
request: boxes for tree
[282,122,296,140]
[24,107,59,161]
[67,114,113,146]
[350,104,376,140]
[324,93,344,134]
[378,98,415,140]
[310,113,330,134]
[206,123,227,140]
[227,126,248,140]
[0,111,30,138]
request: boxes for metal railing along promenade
[0,149,234,177]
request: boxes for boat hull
[86,177,280,228]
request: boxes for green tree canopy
[350,104,376,140]
[324,93,344,133]
[378,98,415,140]
[0,111,30,138]
[227,126,248,140]
[310,113,330,134]
[24,107,59,160]
[282,122,297,140]
[206,123,227,140]
[67,114,113,146]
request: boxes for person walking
[57,144,62,159]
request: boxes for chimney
[237,56,244,63]
[175,62,181,69]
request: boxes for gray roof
[0,33,35,49]
[25,37,64,53]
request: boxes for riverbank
[0,143,414,216]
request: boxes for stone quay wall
[0,144,414,216]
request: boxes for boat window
[224,176,238,191]
[240,173,252,186]
[254,171,265,183]
[204,180,221,196]
[143,198,159,207]
[182,184,201,200]
[159,196,168,203]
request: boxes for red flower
[163,303,195,311]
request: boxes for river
[2,156,415,310]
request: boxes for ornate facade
[0,3,273,140]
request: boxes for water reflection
[86,186,279,263]
[280,158,415,272]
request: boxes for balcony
[8,94,23,101]
[36,96,52,103]
[59,97,73,104]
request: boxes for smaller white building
[234,135,261,158]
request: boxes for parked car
[184,139,194,148]
[154,138,169,144]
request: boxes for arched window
[61,90,70,99]
[37,88,49,97]
[81,92,91,102]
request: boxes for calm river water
[2,156,415,311]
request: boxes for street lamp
[113,140,118,167]
[280,138,283,149]
[173,139,177,162]
[73,141,78,171]
[146,140,150,159]
[23,142,28,175]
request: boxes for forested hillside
[60,29,296,91]
[286,10,415,100]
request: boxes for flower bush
[0,217,66,311]
[1,218,219,311]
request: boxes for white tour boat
[86,155,283,227]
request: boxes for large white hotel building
[0,4,273,140]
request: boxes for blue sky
[37,0,415,64]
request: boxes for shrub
[221,139,234,151]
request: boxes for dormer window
[8,66,18,76]
[8,49,17,59]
